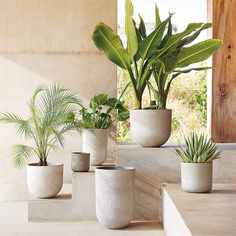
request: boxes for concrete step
[162,183,236,236]
[117,143,236,221]
[28,170,96,222]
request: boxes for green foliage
[0,84,83,167]
[175,133,221,163]
[77,94,129,129]
[117,67,208,143]
[117,121,133,142]
[92,0,222,109]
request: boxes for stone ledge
[162,184,236,236]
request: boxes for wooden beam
[211,0,236,142]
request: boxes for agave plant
[92,0,222,109]
[0,84,83,168]
[175,133,221,163]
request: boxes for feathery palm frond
[11,144,37,168]
[0,112,32,139]
[0,84,83,167]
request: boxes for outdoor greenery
[70,94,129,130]
[0,84,83,167]
[175,132,221,163]
[92,0,222,109]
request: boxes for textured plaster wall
[0,0,117,201]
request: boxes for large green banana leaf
[180,23,212,47]
[92,22,131,70]
[177,39,223,68]
[156,23,204,57]
[125,0,138,61]
[155,4,161,28]
[138,15,171,60]
[138,14,146,39]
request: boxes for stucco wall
[0,0,117,201]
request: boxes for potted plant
[0,84,83,198]
[175,133,221,193]
[92,0,222,147]
[72,93,128,166]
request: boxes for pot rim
[181,162,213,165]
[96,165,135,171]
[27,163,63,167]
[131,108,172,112]
[84,128,109,131]
[72,151,90,155]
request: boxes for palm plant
[175,133,221,163]
[92,0,222,109]
[0,84,83,168]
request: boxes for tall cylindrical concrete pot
[130,109,172,147]
[71,152,90,172]
[181,162,213,193]
[96,166,135,229]
[27,163,63,199]
[82,129,108,166]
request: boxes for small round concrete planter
[71,152,90,172]
[27,163,63,199]
[82,129,108,166]
[130,109,172,147]
[181,162,213,193]
[95,166,135,229]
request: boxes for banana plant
[92,0,222,109]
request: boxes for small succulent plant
[175,133,221,163]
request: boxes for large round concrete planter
[96,166,135,229]
[82,129,108,166]
[27,163,63,199]
[130,109,172,147]
[181,162,213,193]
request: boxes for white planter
[96,166,135,229]
[130,109,172,147]
[27,163,63,199]
[181,162,213,193]
[82,129,108,166]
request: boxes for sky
[118,0,207,32]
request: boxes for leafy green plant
[92,0,222,109]
[175,133,221,163]
[0,84,83,167]
[72,94,129,129]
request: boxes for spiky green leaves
[175,133,221,163]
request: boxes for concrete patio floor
[0,201,165,236]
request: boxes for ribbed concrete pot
[71,152,90,172]
[181,162,213,193]
[130,109,172,147]
[27,163,63,199]
[82,129,108,166]
[96,166,135,229]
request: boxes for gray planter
[130,109,172,147]
[181,162,213,193]
[71,152,90,172]
[95,166,135,229]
